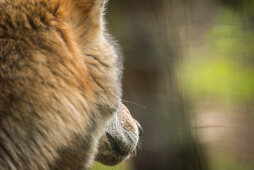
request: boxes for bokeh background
[92,0,254,170]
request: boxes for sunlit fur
[0,0,141,170]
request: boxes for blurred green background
[92,0,254,170]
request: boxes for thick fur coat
[0,0,142,169]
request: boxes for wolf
[0,0,142,169]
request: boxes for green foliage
[183,57,254,101]
[181,8,254,102]
[91,161,133,170]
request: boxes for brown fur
[0,0,142,170]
